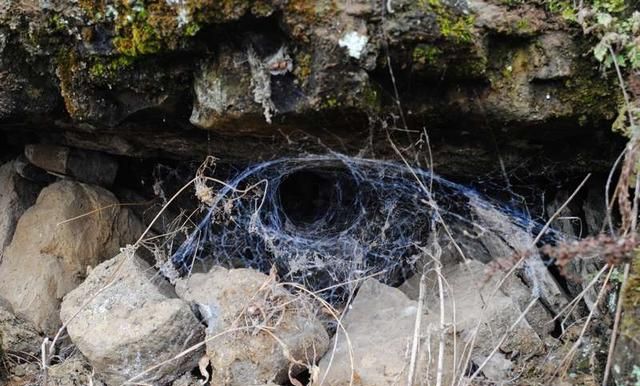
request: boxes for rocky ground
[0,0,638,385]
[0,149,626,385]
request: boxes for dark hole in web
[277,168,359,235]
[279,170,333,225]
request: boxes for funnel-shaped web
[167,154,558,303]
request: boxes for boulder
[316,278,426,386]
[14,154,56,184]
[24,144,118,186]
[176,267,329,386]
[61,252,204,386]
[0,160,41,259]
[318,261,545,385]
[0,180,143,334]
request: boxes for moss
[360,83,381,111]
[286,0,336,20]
[500,0,525,6]
[515,18,531,33]
[294,52,312,84]
[412,44,443,65]
[560,71,620,121]
[419,0,476,44]
[283,0,337,40]
[438,13,476,44]
[89,55,135,80]
[49,14,68,33]
[183,22,201,37]
[189,0,252,24]
[104,0,207,57]
[55,50,81,118]
[251,1,275,17]
[114,23,162,56]
[621,254,640,339]
[323,96,339,109]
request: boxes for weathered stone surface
[176,267,329,386]
[61,252,204,386]
[429,260,544,355]
[46,353,107,386]
[0,160,41,259]
[0,0,621,172]
[319,261,546,385]
[316,278,425,386]
[0,298,42,357]
[24,144,118,186]
[0,180,143,334]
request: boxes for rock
[171,373,201,386]
[0,160,41,258]
[0,180,143,334]
[612,256,640,386]
[547,189,602,311]
[60,252,204,386]
[0,298,42,384]
[466,197,568,335]
[190,43,266,129]
[416,260,544,350]
[176,267,329,386]
[24,144,118,186]
[0,297,42,357]
[0,0,620,177]
[14,154,56,184]
[316,278,427,386]
[46,353,106,386]
[319,261,546,386]
[480,352,513,382]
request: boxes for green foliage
[550,0,640,71]
[549,1,639,140]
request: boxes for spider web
[164,153,560,303]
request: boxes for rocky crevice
[0,0,625,177]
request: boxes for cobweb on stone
[164,153,560,303]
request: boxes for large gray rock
[318,261,545,385]
[0,180,143,334]
[61,252,204,386]
[316,279,426,386]
[0,160,41,260]
[176,267,329,386]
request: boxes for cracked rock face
[60,252,205,386]
[0,0,620,171]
